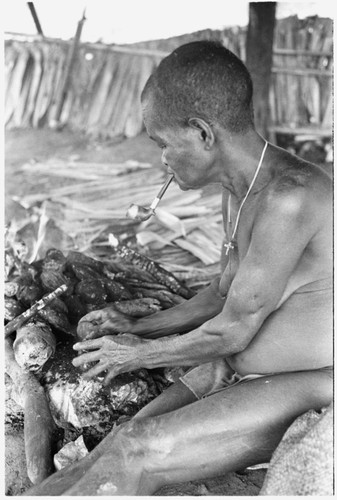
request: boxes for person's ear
[188,118,214,149]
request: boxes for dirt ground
[4,126,269,496]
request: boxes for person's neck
[219,131,270,201]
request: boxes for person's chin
[174,178,191,191]
[179,184,191,191]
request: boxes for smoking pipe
[126,174,174,221]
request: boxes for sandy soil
[4,127,268,496]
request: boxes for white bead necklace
[224,141,268,255]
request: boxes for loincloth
[180,359,265,399]
[180,359,332,400]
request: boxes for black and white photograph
[4,0,333,496]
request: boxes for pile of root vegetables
[5,245,194,371]
[5,244,194,484]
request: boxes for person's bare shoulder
[269,147,331,193]
[256,149,332,238]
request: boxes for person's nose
[161,149,168,167]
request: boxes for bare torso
[219,146,332,375]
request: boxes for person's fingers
[103,368,120,386]
[73,338,103,351]
[72,349,102,367]
[84,323,112,338]
[81,361,109,380]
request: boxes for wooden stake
[5,284,68,337]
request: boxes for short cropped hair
[141,40,254,133]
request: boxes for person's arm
[140,188,317,367]
[76,275,226,341]
[132,276,225,338]
[73,188,317,383]
[77,189,232,342]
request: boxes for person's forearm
[138,325,231,368]
[130,277,225,339]
[137,294,268,368]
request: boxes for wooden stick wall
[5,16,332,139]
[269,16,332,135]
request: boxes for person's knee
[316,372,333,405]
[118,415,174,465]
[302,370,333,410]
[116,417,150,451]
[134,380,197,420]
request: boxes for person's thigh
[135,379,198,419]
[134,369,333,489]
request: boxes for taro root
[85,303,107,314]
[41,250,71,292]
[17,281,44,307]
[113,298,162,318]
[5,297,25,321]
[75,279,108,305]
[48,297,69,315]
[76,305,134,340]
[104,278,133,301]
[68,262,103,281]
[76,317,104,341]
[5,251,16,279]
[76,301,161,341]
[66,251,104,274]
[13,272,33,289]
[40,268,73,295]
[5,337,61,485]
[130,287,175,309]
[11,272,44,306]
[122,278,167,291]
[29,258,44,275]
[38,306,74,335]
[42,248,67,272]
[102,259,129,276]
[13,319,56,372]
[63,295,87,324]
[116,245,195,299]
[4,281,20,297]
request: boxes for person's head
[141,40,254,134]
[141,41,255,190]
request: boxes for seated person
[25,40,332,496]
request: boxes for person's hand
[72,333,146,384]
[76,306,135,340]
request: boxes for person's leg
[23,363,219,494]
[135,378,197,418]
[33,369,331,496]
[22,378,197,496]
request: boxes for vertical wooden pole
[27,2,44,36]
[245,2,276,139]
[53,9,86,124]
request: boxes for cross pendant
[224,241,234,255]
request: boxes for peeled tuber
[13,319,56,372]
